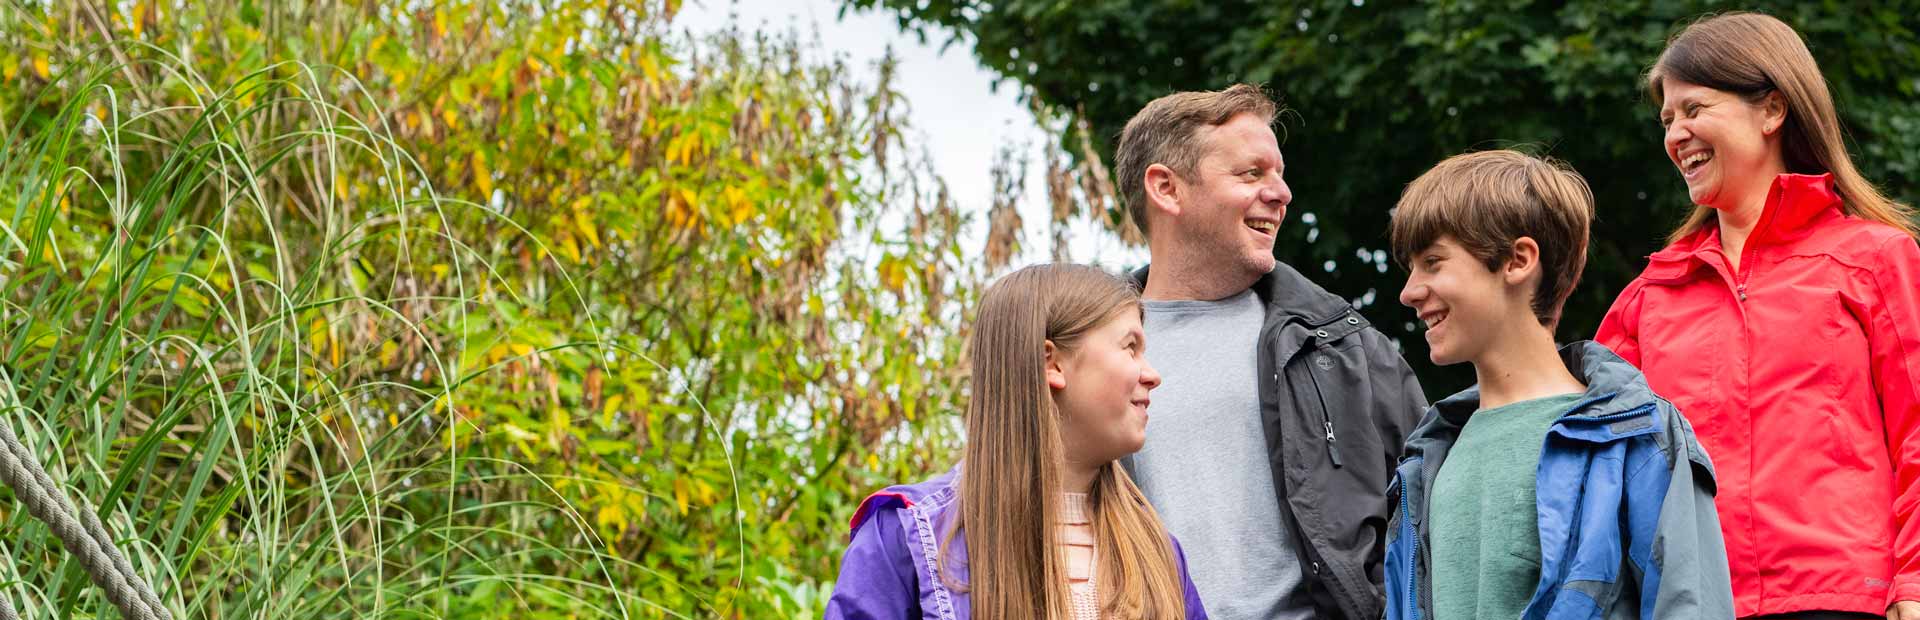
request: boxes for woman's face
[1049,308,1161,470]
[1659,77,1788,211]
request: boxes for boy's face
[1398,235,1522,366]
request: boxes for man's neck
[1142,246,1258,301]
[1470,327,1585,410]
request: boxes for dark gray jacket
[1130,263,1428,620]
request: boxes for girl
[826,263,1206,619]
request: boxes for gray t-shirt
[1130,290,1312,620]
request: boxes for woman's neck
[1715,163,1786,270]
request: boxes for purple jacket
[825,465,1209,619]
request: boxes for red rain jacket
[1598,173,1920,616]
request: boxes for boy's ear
[1143,163,1183,220]
[1504,237,1542,287]
[1044,340,1068,390]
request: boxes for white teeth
[1683,152,1713,168]
[1423,313,1445,329]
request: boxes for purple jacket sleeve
[826,509,921,620]
[1175,537,1208,620]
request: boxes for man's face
[1169,113,1291,283]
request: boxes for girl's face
[1659,77,1787,211]
[1048,308,1162,470]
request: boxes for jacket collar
[1643,173,1842,280]
[1406,341,1659,457]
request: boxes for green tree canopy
[846,0,1920,393]
[1,1,975,616]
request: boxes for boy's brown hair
[1389,150,1594,328]
[1114,84,1278,236]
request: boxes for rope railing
[0,417,168,620]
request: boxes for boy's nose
[1399,280,1425,308]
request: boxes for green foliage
[0,0,973,617]
[845,0,1920,393]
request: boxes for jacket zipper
[1305,356,1344,468]
[1398,469,1420,620]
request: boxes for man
[1116,84,1427,620]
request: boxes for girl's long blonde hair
[945,263,1185,620]
[1649,12,1918,244]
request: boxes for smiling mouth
[1680,150,1713,178]
[1246,219,1277,236]
[1420,310,1447,331]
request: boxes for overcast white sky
[676,0,1150,271]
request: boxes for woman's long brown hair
[1648,12,1918,244]
[943,263,1185,620]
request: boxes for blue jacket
[1383,341,1734,620]
[825,465,1208,619]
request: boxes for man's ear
[1761,90,1788,136]
[1143,163,1183,220]
[1504,237,1542,287]
[1044,340,1067,390]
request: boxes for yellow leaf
[471,152,493,197]
[32,52,48,79]
[571,197,601,247]
[558,235,581,263]
[638,53,660,84]
[597,504,628,535]
[4,59,18,82]
[672,479,690,515]
[866,453,881,470]
[723,186,751,226]
[694,479,716,505]
[308,317,328,352]
[388,413,399,428]
[433,9,448,39]
[440,107,458,130]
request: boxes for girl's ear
[1044,340,1068,390]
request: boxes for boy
[1381,150,1733,619]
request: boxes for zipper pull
[1737,284,1748,302]
[1324,420,1343,468]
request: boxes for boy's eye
[1241,169,1261,179]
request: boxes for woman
[826,263,1206,619]
[1597,12,1920,620]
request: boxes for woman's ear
[1504,237,1542,287]
[1044,340,1068,390]
[1762,90,1788,136]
